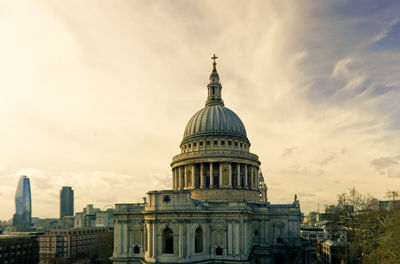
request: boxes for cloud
[298,192,316,198]
[370,155,400,178]
[282,147,297,158]
[0,1,400,219]
[371,18,400,43]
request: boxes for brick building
[38,227,112,264]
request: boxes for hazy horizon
[1,0,400,220]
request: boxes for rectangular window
[240,143,243,147]
[228,141,232,145]
[221,141,225,145]
[194,142,197,147]
[188,144,191,148]
[200,142,203,146]
[234,142,238,146]
[214,141,218,145]
[207,141,210,145]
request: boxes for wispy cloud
[0,1,400,219]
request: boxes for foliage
[325,188,400,264]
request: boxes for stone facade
[111,56,310,264]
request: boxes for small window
[228,141,232,146]
[240,143,243,147]
[188,144,191,148]
[185,145,187,149]
[234,142,238,147]
[212,87,215,95]
[221,141,225,145]
[133,245,140,254]
[216,247,223,255]
[277,237,283,243]
[254,230,258,236]
[207,141,210,145]
[200,142,203,146]
[163,196,171,203]
[194,142,197,147]
[214,141,218,145]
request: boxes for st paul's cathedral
[111,56,311,264]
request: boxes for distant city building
[300,225,326,242]
[60,186,74,218]
[74,204,114,228]
[13,175,32,232]
[33,216,74,231]
[379,200,400,211]
[0,234,39,263]
[316,239,347,264]
[38,227,112,264]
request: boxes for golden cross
[211,54,218,63]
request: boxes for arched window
[162,228,173,254]
[194,227,203,253]
[133,245,140,254]
[216,246,223,255]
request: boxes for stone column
[152,222,157,259]
[143,224,147,254]
[179,167,184,190]
[237,164,241,188]
[244,165,248,189]
[191,164,195,188]
[175,167,180,190]
[228,163,232,188]
[184,165,188,188]
[219,163,223,187]
[200,163,205,188]
[253,166,257,190]
[172,169,176,190]
[210,163,214,188]
[148,222,153,258]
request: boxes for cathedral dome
[181,54,249,145]
[182,104,248,142]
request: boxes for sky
[0,0,400,220]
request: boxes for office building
[60,186,74,218]
[13,175,32,232]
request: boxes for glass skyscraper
[13,175,32,231]
[60,186,74,218]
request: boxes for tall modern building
[13,175,32,232]
[60,186,74,218]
